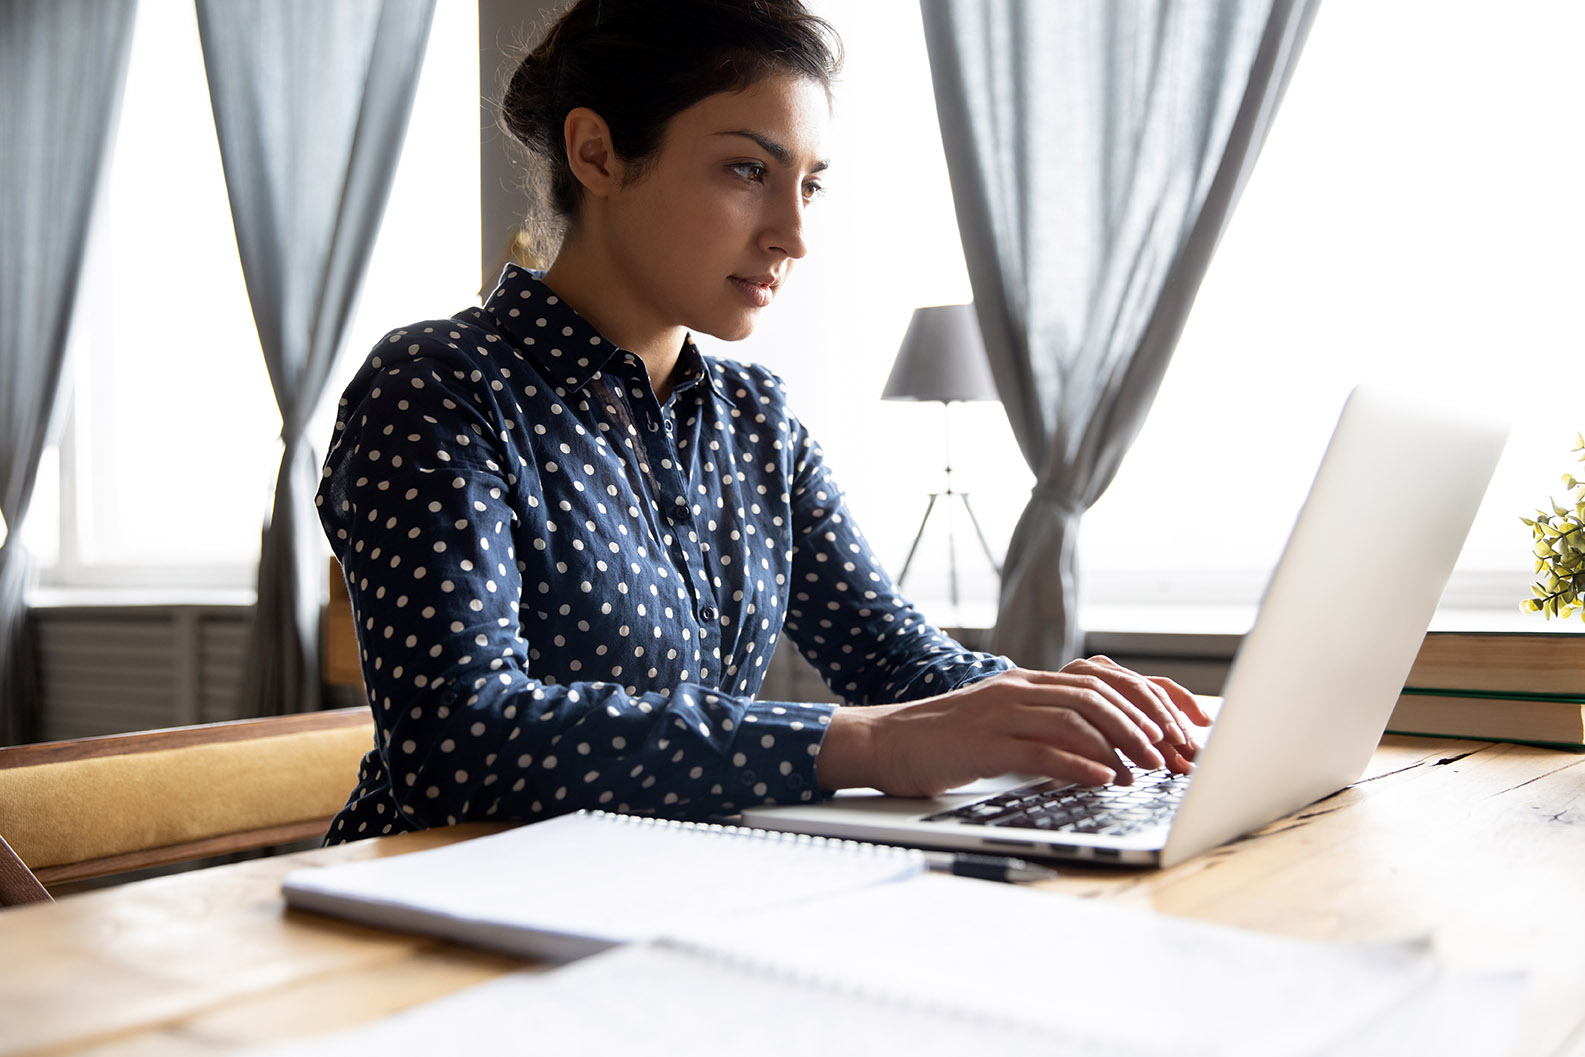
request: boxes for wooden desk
[3,734,1583,1057]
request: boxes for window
[724,0,1584,630]
[30,0,1579,635]
[1076,0,1585,627]
[28,0,480,592]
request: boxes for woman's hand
[814,656,1213,798]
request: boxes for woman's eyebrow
[715,130,830,173]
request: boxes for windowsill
[28,586,257,611]
[1079,602,1578,636]
[1076,602,1579,663]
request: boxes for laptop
[741,385,1509,868]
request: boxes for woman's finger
[1133,672,1194,745]
[1159,741,1196,775]
[1151,676,1215,727]
[1025,667,1165,742]
[1058,658,1187,746]
[1000,700,1146,784]
[1080,656,1205,746]
[1005,737,1122,788]
[1012,673,1170,774]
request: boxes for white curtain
[921,0,1321,666]
[0,0,139,744]
[195,0,437,715]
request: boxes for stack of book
[1389,631,1585,748]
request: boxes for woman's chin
[696,313,761,344]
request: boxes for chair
[0,707,372,907]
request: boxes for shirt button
[701,605,718,622]
[648,420,659,433]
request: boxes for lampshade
[881,303,999,403]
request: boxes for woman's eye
[730,162,767,183]
[802,181,826,203]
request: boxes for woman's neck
[541,242,686,403]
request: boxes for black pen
[922,850,1058,884]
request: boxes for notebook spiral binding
[581,809,925,861]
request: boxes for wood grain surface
[3,737,1582,1056]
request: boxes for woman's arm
[778,414,1010,705]
[773,400,1208,796]
[320,345,835,828]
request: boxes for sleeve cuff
[719,698,838,810]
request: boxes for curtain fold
[921,0,1320,667]
[196,0,436,715]
[0,0,139,745]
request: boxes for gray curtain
[921,0,1320,667]
[0,0,139,745]
[196,0,436,715]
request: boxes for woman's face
[599,70,831,344]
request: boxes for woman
[316,0,1208,843]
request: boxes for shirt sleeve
[779,410,1014,706]
[318,350,834,832]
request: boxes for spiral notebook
[257,872,1522,1057]
[282,810,925,962]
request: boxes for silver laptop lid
[1158,384,1509,866]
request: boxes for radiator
[32,606,253,740]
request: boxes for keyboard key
[926,766,1191,834]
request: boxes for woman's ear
[563,107,619,199]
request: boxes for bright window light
[28,0,1578,633]
[715,0,1584,628]
[33,1,479,590]
[1078,0,1585,622]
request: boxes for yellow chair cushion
[0,724,371,870]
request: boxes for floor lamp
[882,303,1002,609]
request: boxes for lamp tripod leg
[959,493,1002,577]
[897,493,942,586]
[947,496,960,609]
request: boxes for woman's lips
[729,275,775,308]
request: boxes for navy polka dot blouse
[315,267,1010,842]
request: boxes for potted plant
[1520,433,1585,622]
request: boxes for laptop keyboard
[922,766,1191,837]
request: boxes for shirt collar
[484,265,723,402]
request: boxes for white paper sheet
[246,872,1524,1057]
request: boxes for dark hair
[500,0,842,259]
